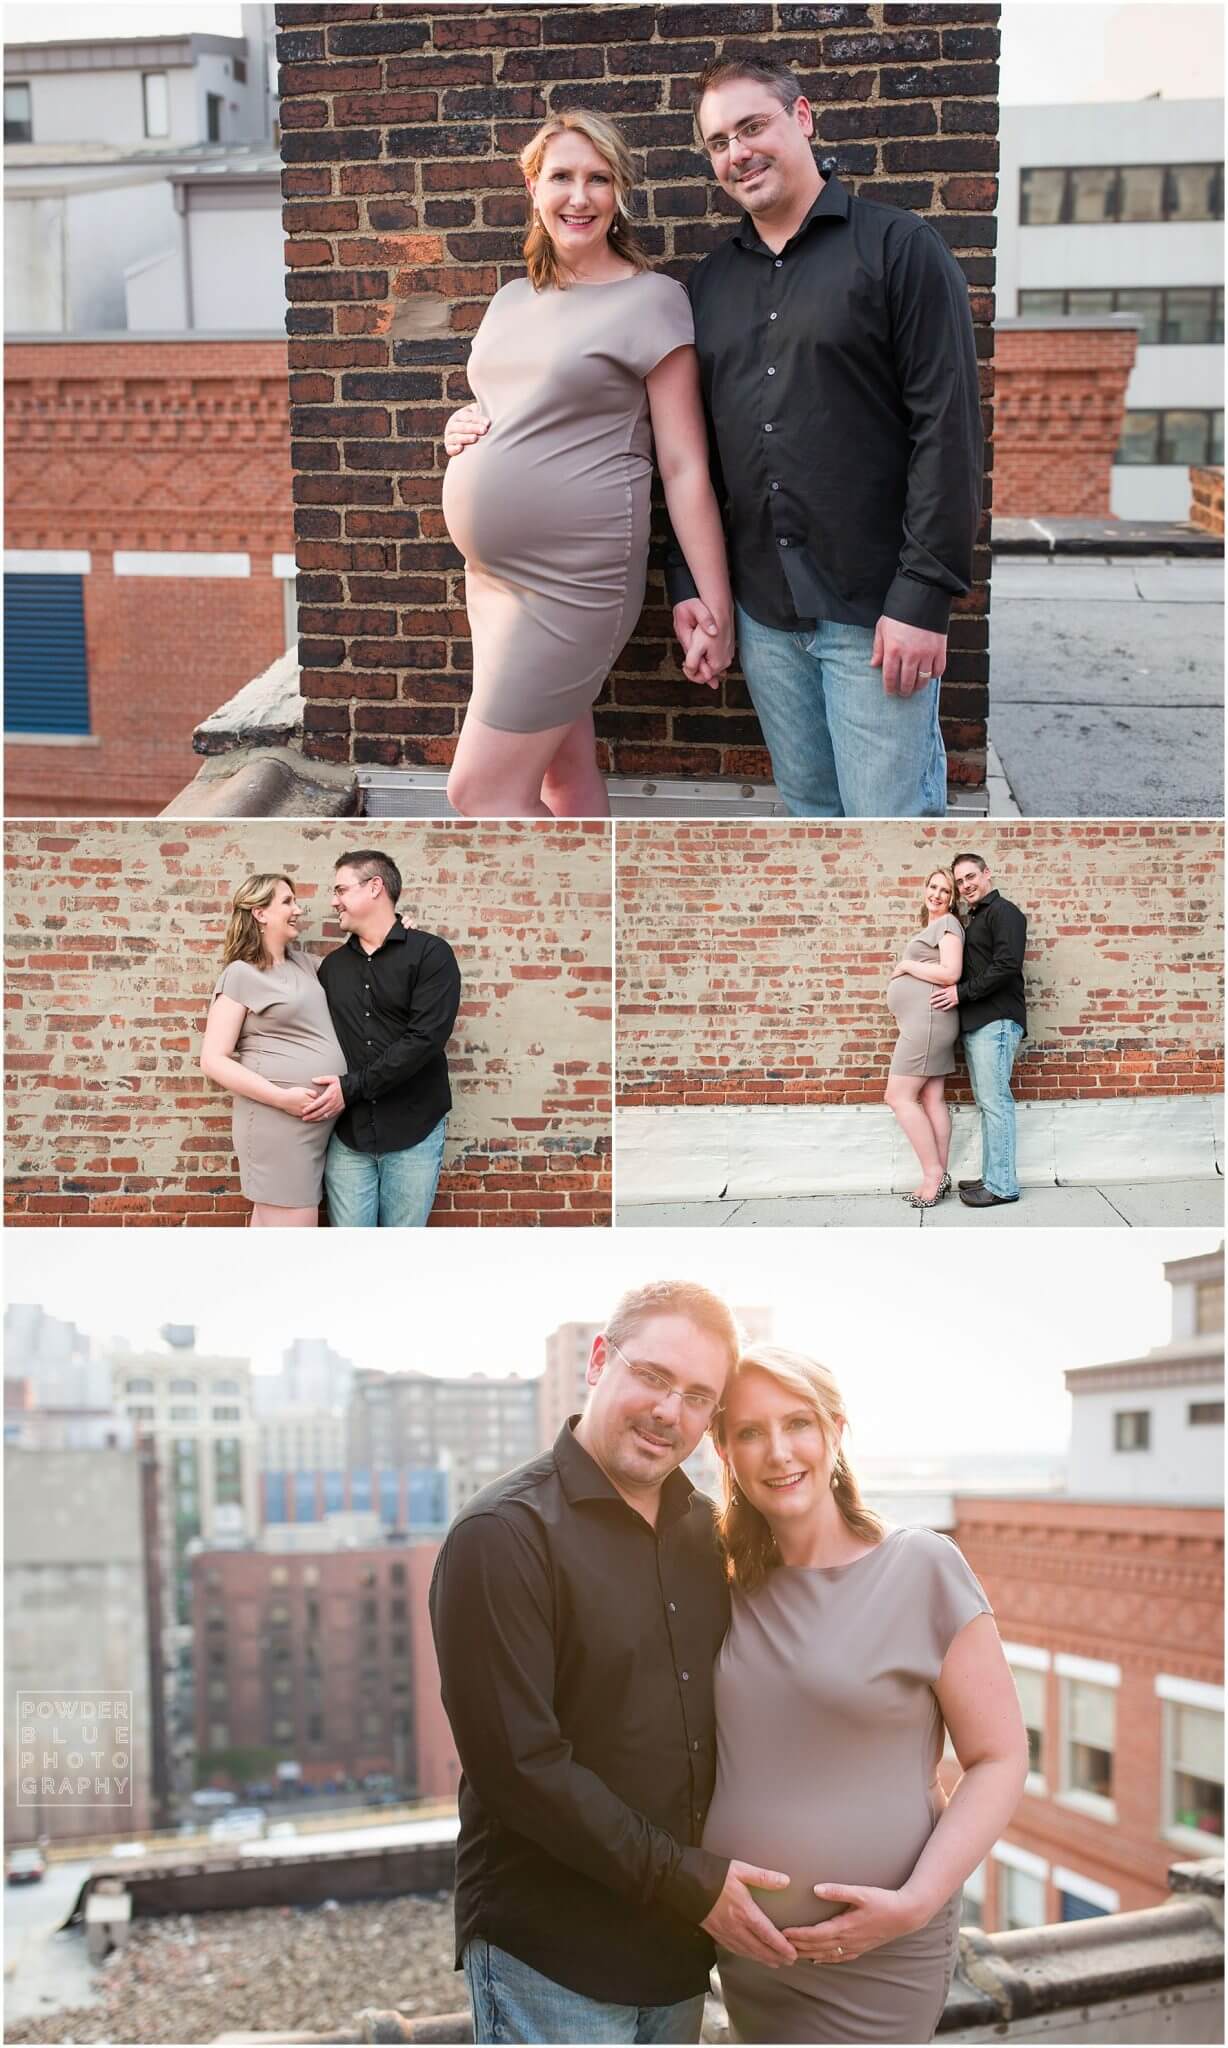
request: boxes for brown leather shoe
[957,1178,984,1192]
[958,1186,1020,1208]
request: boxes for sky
[7,1229,1219,1461]
[5,2,1223,104]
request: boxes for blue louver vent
[4,573,91,734]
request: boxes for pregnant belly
[442,435,643,580]
[241,1035,344,1091]
[887,977,922,1026]
[703,1783,934,1932]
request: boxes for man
[304,850,460,1228]
[428,1281,797,2045]
[931,853,1028,1207]
[669,58,983,818]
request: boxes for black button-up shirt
[316,920,460,1155]
[666,174,983,636]
[428,1421,731,2005]
[957,890,1028,1035]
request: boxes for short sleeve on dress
[913,1528,992,1673]
[623,274,695,379]
[934,913,963,945]
[213,961,278,1013]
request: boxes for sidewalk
[617,1179,1224,1228]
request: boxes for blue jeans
[735,602,948,817]
[463,1940,707,2046]
[323,1114,446,1228]
[963,1020,1024,1198]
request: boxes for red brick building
[192,1540,456,1798]
[993,318,1138,517]
[275,1,999,798]
[4,338,294,817]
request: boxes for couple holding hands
[439,54,982,820]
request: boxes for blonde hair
[221,874,294,970]
[605,1280,741,1374]
[920,867,957,928]
[519,109,652,291]
[714,1344,884,1592]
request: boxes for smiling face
[697,77,817,219]
[528,129,619,263]
[578,1312,730,1504]
[924,870,954,920]
[954,859,992,908]
[719,1365,838,1537]
[254,878,302,954]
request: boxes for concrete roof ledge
[193,643,304,758]
[993,515,1223,557]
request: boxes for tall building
[4,1302,110,1409]
[539,1321,600,1449]
[997,96,1223,518]
[348,1369,539,1514]
[953,1247,1223,1932]
[276,1337,355,1415]
[258,1408,348,1475]
[109,1326,259,1789]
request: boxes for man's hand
[930,985,959,1011]
[700,1861,797,1969]
[442,403,489,458]
[302,1075,345,1122]
[784,1883,926,1965]
[871,615,947,699]
[672,599,732,687]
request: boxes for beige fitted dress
[887,912,963,1077]
[212,949,346,1207]
[703,1527,991,2044]
[441,269,694,733]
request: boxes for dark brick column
[276,2,998,794]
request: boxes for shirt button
[692,1739,700,1751]
[767,366,776,375]
[771,482,780,491]
[668,1602,676,1613]
[774,258,783,267]
[681,1671,689,1681]
[779,538,789,548]
[763,423,773,433]
[769,311,778,320]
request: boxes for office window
[1195,1279,1224,1332]
[4,574,91,734]
[214,1379,240,1395]
[1063,1678,1116,1805]
[1118,163,1165,221]
[170,1378,198,1395]
[209,1722,229,1748]
[1165,1702,1224,1845]
[1165,287,1221,345]
[1012,1666,1047,1786]
[128,1404,155,1421]
[125,1378,154,1395]
[142,72,169,138]
[1069,166,1117,223]
[1018,288,1067,318]
[1067,287,1117,318]
[270,1566,289,1585]
[1169,162,1222,220]
[363,1710,383,1736]
[1163,409,1217,466]
[1021,161,1223,224]
[1020,167,1066,224]
[213,1406,241,1422]
[1114,1408,1150,1450]
[272,1717,293,1740]
[1114,288,1164,345]
[233,56,247,83]
[207,92,223,141]
[1001,1864,1046,1929]
[1189,1401,1225,1425]
[268,1603,290,1626]
[169,1406,198,1422]
[5,82,32,143]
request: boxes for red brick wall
[276,1,998,794]
[953,1496,1224,1923]
[615,820,1224,1106]
[994,323,1137,518]
[5,820,611,1226]
[1190,464,1224,536]
[4,340,294,816]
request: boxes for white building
[256,1336,356,1417]
[258,1406,348,1475]
[997,98,1223,518]
[1064,1246,1224,1501]
[4,1301,111,1409]
[4,20,269,152]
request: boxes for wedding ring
[835,1943,844,1958]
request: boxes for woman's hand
[443,403,489,458]
[682,610,735,688]
[783,1884,928,1964]
[278,1084,324,1118]
[889,960,913,980]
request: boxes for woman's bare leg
[539,711,609,818]
[920,1076,951,1175]
[448,711,572,817]
[885,1074,942,1199]
[249,1203,320,1228]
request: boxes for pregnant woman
[704,1345,1028,2045]
[441,107,733,818]
[200,874,346,1228]
[885,868,964,1210]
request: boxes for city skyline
[6,1231,1218,1459]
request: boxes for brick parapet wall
[1190,463,1224,536]
[275,1,999,791]
[4,339,296,815]
[993,322,1137,518]
[954,1496,1224,1923]
[5,820,612,1226]
[615,820,1223,1106]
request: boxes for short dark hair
[952,852,989,873]
[335,849,402,905]
[693,55,804,127]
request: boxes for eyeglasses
[703,106,788,162]
[606,1339,722,1419]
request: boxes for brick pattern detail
[275,2,1000,792]
[4,341,295,817]
[5,820,612,1226]
[615,821,1224,1106]
[953,1496,1224,1923]
[993,324,1137,518]
[1190,463,1224,536]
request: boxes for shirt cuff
[659,1844,730,1923]
[882,572,953,638]
[340,1071,359,1107]
[665,558,699,609]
